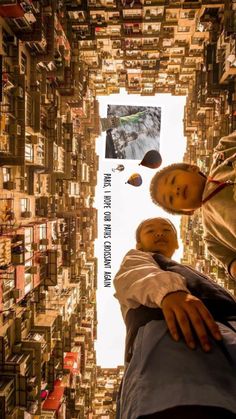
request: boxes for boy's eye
[169,195,173,205]
[171,176,176,185]
[146,229,154,234]
[163,229,171,232]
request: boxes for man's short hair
[149,163,195,215]
[135,217,177,244]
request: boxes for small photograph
[103,105,161,160]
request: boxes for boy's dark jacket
[125,253,236,362]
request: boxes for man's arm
[114,249,222,351]
[114,249,189,309]
[213,131,236,157]
[204,234,236,279]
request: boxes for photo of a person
[104,105,161,159]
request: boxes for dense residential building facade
[92,366,124,418]
[0,0,235,418]
[0,1,99,417]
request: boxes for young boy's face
[154,168,205,212]
[137,219,178,257]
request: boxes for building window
[39,224,47,240]
[178,26,190,32]
[20,198,30,213]
[21,52,27,74]
[2,29,11,55]
[25,227,33,262]
[2,168,11,183]
[25,144,33,161]
[39,224,47,251]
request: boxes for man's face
[137,218,178,257]
[154,168,205,212]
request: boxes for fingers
[163,306,195,349]
[162,308,179,342]
[196,303,222,342]
[162,299,222,352]
[184,301,222,351]
[172,308,196,349]
[182,307,211,351]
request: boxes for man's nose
[154,231,163,237]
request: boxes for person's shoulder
[125,248,145,256]
[124,249,153,258]
[126,248,154,254]
[125,248,138,254]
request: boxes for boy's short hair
[136,217,177,244]
[149,163,195,216]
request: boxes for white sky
[94,90,187,367]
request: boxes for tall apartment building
[92,366,124,418]
[0,1,98,417]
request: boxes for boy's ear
[136,242,142,250]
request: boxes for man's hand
[161,291,222,352]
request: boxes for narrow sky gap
[94,90,186,367]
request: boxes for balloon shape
[112,164,125,172]
[126,173,142,187]
[139,149,162,169]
